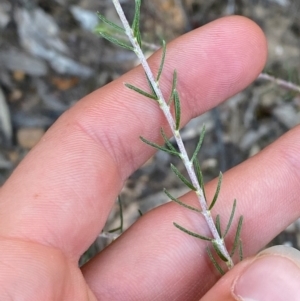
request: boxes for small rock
[7,150,19,164]
[202,158,218,170]
[0,1,10,28]
[9,89,23,103]
[0,152,12,169]
[0,49,48,76]
[286,222,296,233]
[270,0,290,6]
[16,7,68,56]
[240,125,270,151]
[13,70,26,82]
[0,87,12,146]
[48,54,93,78]
[70,5,99,32]
[273,104,300,128]
[17,128,45,149]
[12,111,53,128]
[15,7,93,78]
[51,76,79,91]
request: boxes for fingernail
[233,254,300,301]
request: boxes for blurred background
[0,0,299,263]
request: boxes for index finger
[0,16,267,260]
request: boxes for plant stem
[258,73,300,94]
[112,0,234,269]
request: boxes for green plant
[95,0,243,275]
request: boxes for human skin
[0,15,299,301]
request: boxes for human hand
[0,16,299,301]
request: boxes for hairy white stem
[112,0,234,268]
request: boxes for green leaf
[145,73,158,99]
[193,159,207,200]
[216,215,222,237]
[173,90,181,130]
[191,126,206,163]
[170,164,196,191]
[108,196,123,233]
[239,239,243,261]
[118,196,123,232]
[174,222,212,241]
[138,209,143,216]
[230,216,244,257]
[156,40,166,82]
[96,13,125,33]
[223,199,237,238]
[168,70,177,105]
[98,32,134,51]
[160,128,177,152]
[132,0,142,47]
[132,0,141,31]
[206,247,225,275]
[125,83,158,101]
[208,172,223,210]
[212,240,229,262]
[140,136,181,157]
[164,189,201,212]
[135,27,142,48]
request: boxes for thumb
[201,245,300,301]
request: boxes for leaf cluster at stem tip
[95,0,143,51]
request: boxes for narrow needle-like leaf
[239,239,243,261]
[230,216,244,257]
[132,0,141,32]
[145,73,158,99]
[140,136,181,157]
[156,40,166,82]
[96,13,125,32]
[216,215,222,237]
[174,222,212,241]
[194,159,207,200]
[118,196,123,232]
[125,83,158,101]
[173,90,181,130]
[223,199,237,238]
[164,189,201,212]
[191,126,206,163]
[132,0,142,47]
[108,196,123,233]
[206,247,225,275]
[212,240,229,262]
[168,70,177,105]
[208,172,223,210]
[99,32,134,51]
[170,164,196,191]
[160,128,177,152]
[135,30,142,48]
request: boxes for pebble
[17,128,45,149]
[0,50,48,77]
[273,104,300,129]
[0,87,12,146]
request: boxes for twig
[258,73,300,94]
[112,0,234,269]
